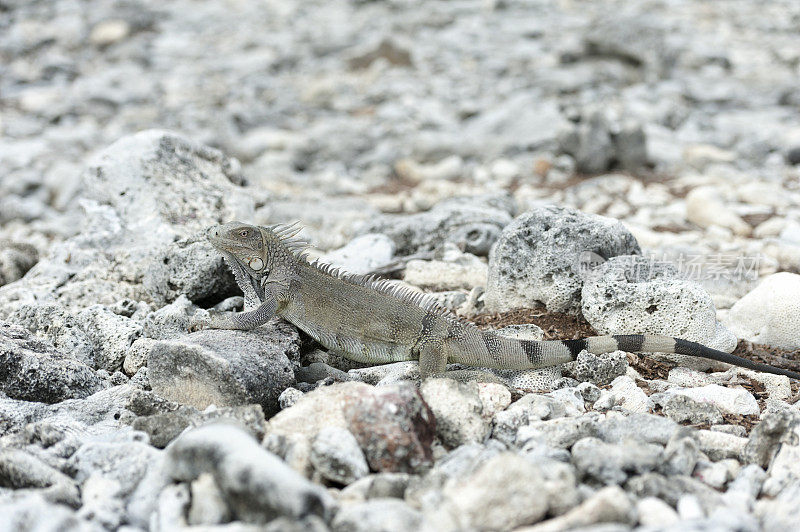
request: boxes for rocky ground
[2,0,800,530]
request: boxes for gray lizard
[189,221,800,381]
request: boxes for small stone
[743,408,800,468]
[279,387,304,410]
[437,453,549,530]
[519,485,635,532]
[0,240,38,287]
[662,394,724,425]
[665,384,759,416]
[564,349,628,386]
[686,186,751,237]
[332,499,423,532]
[76,304,142,372]
[609,375,653,413]
[571,437,663,484]
[636,496,679,527]
[89,19,131,47]
[476,382,512,419]
[696,429,747,461]
[420,378,490,447]
[310,426,369,485]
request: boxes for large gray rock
[82,130,252,246]
[68,441,161,498]
[486,205,640,314]
[0,321,105,404]
[0,492,101,532]
[143,235,239,308]
[0,448,80,506]
[0,130,255,317]
[132,403,267,449]
[359,195,514,256]
[165,424,335,524]
[8,303,95,366]
[428,453,550,530]
[148,325,299,416]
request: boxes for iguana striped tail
[449,329,800,379]
[565,334,800,379]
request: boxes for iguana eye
[248,257,264,271]
[239,229,249,237]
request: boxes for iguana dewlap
[189,222,800,381]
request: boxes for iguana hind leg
[417,339,448,379]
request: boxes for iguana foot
[188,314,211,332]
[188,311,229,332]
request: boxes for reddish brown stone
[343,383,435,474]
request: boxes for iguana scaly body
[190,222,800,381]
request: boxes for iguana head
[207,222,267,276]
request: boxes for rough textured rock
[743,409,800,469]
[267,381,374,440]
[343,383,436,474]
[8,303,95,366]
[433,453,550,530]
[143,235,240,307]
[165,424,335,524]
[0,448,80,506]
[147,326,298,416]
[82,130,252,246]
[517,485,635,532]
[664,384,759,417]
[132,403,267,449]
[723,272,800,349]
[486,205,640,314]
[563,349,628,386]
[0,321,105,403]
[76,304,142,372]
[581,255,737,368]
[661,394,724,425]
[571,437,663,484]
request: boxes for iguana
[189,222,800,381]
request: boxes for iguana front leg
[189,297,277,331]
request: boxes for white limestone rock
[722,272,800,349]
[685,186,751,236]
[318,234,395,275]
[664,384,759,416]
[581,255,736,371]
